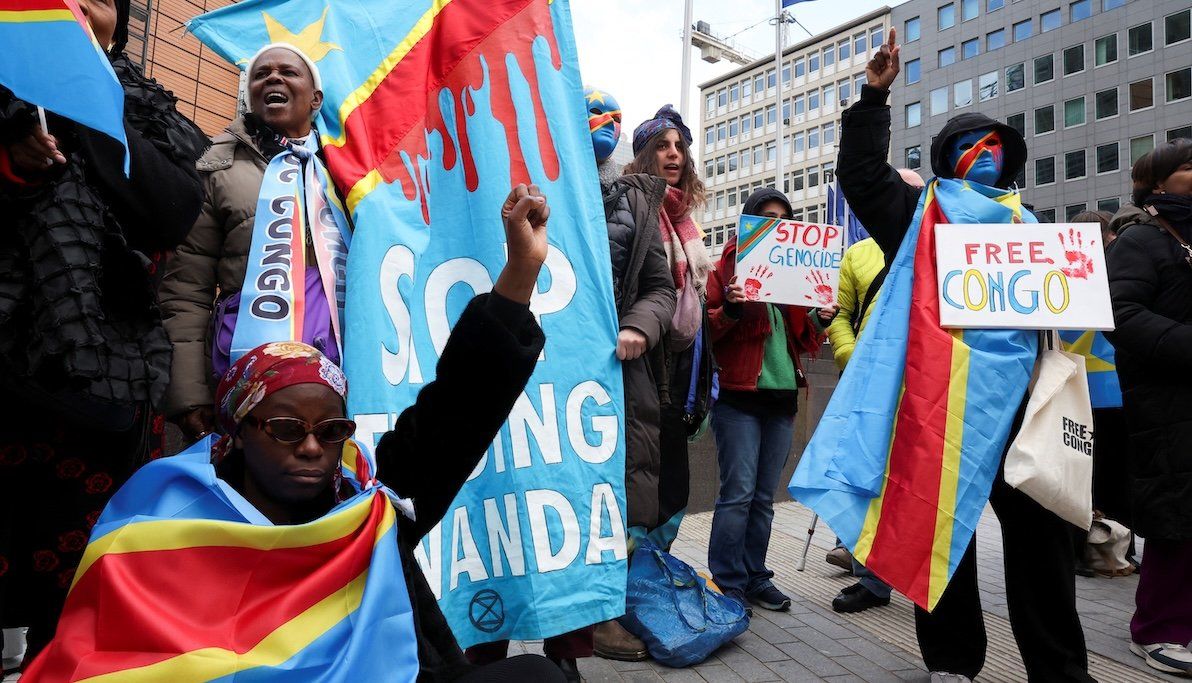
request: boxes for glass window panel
[808,127,820,149]
[809,52,820,72]
[939,3,956,29]
[742,114,752,134]
[742,79,752,97]
[962,0,978,21]
[824,122,836,145]
[839,78,851,102]
[808,168,820,187]
[1007,112,1026,137]
[1065,204,1088,221]
[1063,45,1084,75]
[871,27,884,48]
[1014,19,1033,41]
[1070,0,1091,22]
[906,58,922,84]
[1006,63,1025,91]
[782,64,791,86]
[904,19,919,43]
[963,38,980,59]
[1130,135,1153,163]
[988,0,1004,9]
[1035,157,1056,185]
[1041,9,1061,32]
[906,145,922,169]
[808,89,820,110]
[1129,78,1153,110]
[979,71,999,100]
[1167,10,1192,45]
[1103,0,1125,9]
[1128,23,1153,55]
[987,29,1005,50]
[705,128,714,146]
[794,131,805,153]
[729,84,739,102]
[823,84,835,104]
[823,45,835,67]
[718,90,727,106]
[766,105,777,124]
[1034,105,1055,134]
[1096,143,1119,173]
[1037,208,1057,223]
[1064,97,1085,127]
[1065,150,1086,180]
[729,118,739,137]
[939,47,956,67]
[954,80,973,108]
[1034,54,1054,83]
[794,94,805,115]
[1095,34,1117,65]
[931,87,949,115]
[1095,88,1118,119]
[906,102,922,128]
[1169,126,1192,142]
[1167,68,1192,102]
[1097,197,1121,213]
[839,39,851,60]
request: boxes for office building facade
[697,8,892,257]
[890,0,1191,222]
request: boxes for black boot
[548,656,581,683]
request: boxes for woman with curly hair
[0,0,208,667]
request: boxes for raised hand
[1058,228,1096,280]
[494,184,549,303]
[865,27,901,91]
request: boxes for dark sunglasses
[243,416,356,445]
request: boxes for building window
[808,127,820,149]
[1167,68,1192,103]
[823,122,836,145]
[766,141,777,161]
[963,38,980,59]
[791,58,803,79]
[1013,19,1033,42]
[988,0,1004,10]
[793,131,805,153]
[1129,78,1154,111]
[1130,135,1154,163]
[1034,105,1055,134]
[1097,197,1121,213]
[1035,157,1056,185]
[1065,151,1086,180]
[753,146,763,165]
[808,89,820,110]
[808,167,820,187]
[1103,0,1125,8]
[742,79,752,98]
[823,162,836,184]
[1041,9,1061,33]
[1128,23,1153,56]
[742,114,752,135]
[1170,126,1192,142]
[1037,208,1058,223]
[705,94,715,113]
[782,63,792,86]
[729,118,739,138]
[939,3,956,29]
[1065,204,1088,221]
[1096,143,1119,174]
[979,71,999,101]
[718,90,727,107]
[717,123,727,141]
[939,47,957,67]
[954,80,973,108]
[809,52,820,73]
[754,74,765,94]
[987,29,1006,50]
[1094,34,1117,65]
[728,152,738,173]
[871,26,884,51]
[729,84,739,104]
[1070,0,1091,22]
[1006,63,1025,92]
[704,159,714,179]
[716,157,725,175]
[1007,112,1026,137]
[1063,96,1085,127]
[794,94,805,116]
[753,109,763,129]
[1063,45,1084,75]
[1166,9,1191,45]
[854,73,866,97]
[705,128,714,146]
[839,39,851,61]
[962,0,978,21]
[1034,54,1054,84]
[907,102,922,127]
[823,45,835,67]
[905,145,923,169]
[767,68,777,89]
[931,87,949,116]
[766,104,777,124]
[792,169,804,191]
[1095,87,1118,119]
[839,78,852,102]
[905,17,920,43]
[906,58,922,84]
[822,83,836,105]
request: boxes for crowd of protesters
[2,4,1192,682]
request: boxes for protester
[24,186,568,683]
[159,42,350,442]
[0,0,208,667]
[466,87,675,676]
[704,188,821,613]
[1104,138,1192,677]
[825,168,923,614]
[832,29,1093,682]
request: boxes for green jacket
[827,238,885,370]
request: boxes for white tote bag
[1004,331,1094,529]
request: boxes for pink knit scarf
[659,186,712,299]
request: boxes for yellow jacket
[827,238,885,370]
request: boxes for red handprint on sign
[1058,228,1095,280]
[803,270,835,306]
[743,265,773,301]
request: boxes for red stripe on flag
[863,198,955,606]
[29,495,387,681]
[0,0,74,11]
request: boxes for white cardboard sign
[734,214,845,307]
[934,223,1114,331]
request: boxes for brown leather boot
[592,620,648,662]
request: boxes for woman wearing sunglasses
[24,186,567,682]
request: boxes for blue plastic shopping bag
[619,540,749,667]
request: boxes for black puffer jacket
[1105,201,1192,541]
[601,171,676,529]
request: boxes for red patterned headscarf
[215,341,348,440]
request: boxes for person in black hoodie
[1104,138,1192,677]
[835,29,1092,683]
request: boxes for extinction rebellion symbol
[469,589,505,633]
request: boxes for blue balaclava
[584,86,622,163]
[945,127,1005,187]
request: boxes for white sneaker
[930,674,973,683]
[1131,641,1192,676]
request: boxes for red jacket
[707,236,822,392]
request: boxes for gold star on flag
[263,7,341,63]
[586,89,608,105]
[1063,331,1116,373]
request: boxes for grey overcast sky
[570,0,895,154]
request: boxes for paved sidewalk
[509,501,1176,683]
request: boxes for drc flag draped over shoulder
[189,0,627,647]
[790,178,1038,611]
[23,437,420,681]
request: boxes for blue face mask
[584,87,622,163]
[945,128,1004,186]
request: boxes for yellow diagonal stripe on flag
[321,0,453,150]
[78,570,371,683]
[927,333,968,608]
[0,9,75,22]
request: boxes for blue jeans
[708,402,795,596]
[834,538,892,599]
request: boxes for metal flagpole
[774,0,784,193]
[680,0,694,122]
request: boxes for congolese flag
[190,0,626,648]
[1059,330,1121,409]
[790,178,1039,611]
[23,437,419,681]
[0,0,129,171]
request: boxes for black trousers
[455,654,566,682]
[914,470,1094,682]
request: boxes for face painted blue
[584,87,622,163]
[946,127,1004,186]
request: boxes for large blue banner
[191,0,627,647]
